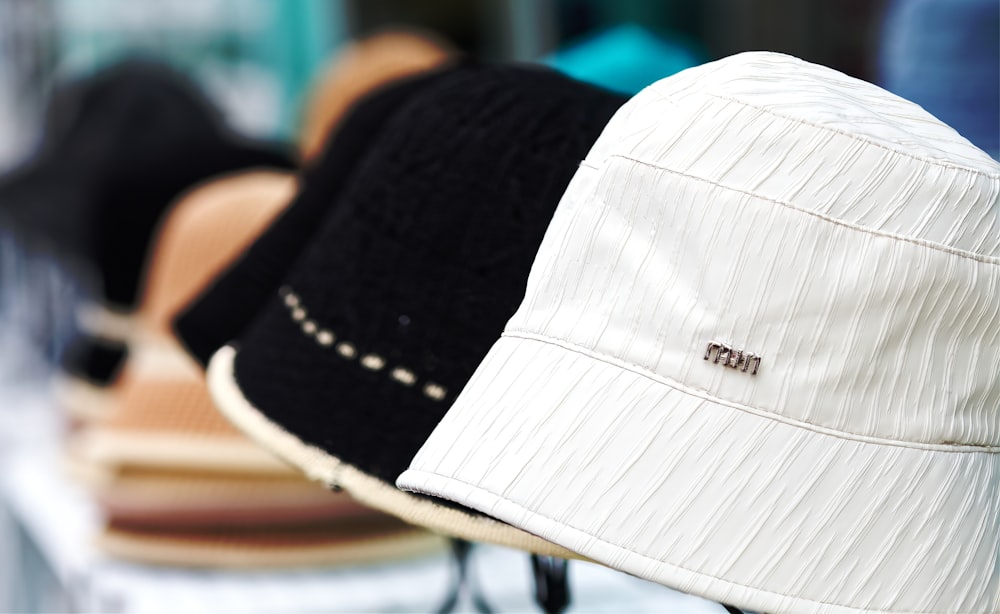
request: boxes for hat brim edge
[396,334,999,614]
[206,344,584,560]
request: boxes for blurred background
[1,0,997,170]
[0,1,996,612]
[0,0,977,167]
[0,0,998,169]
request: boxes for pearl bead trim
[278,286,448,401]
[423,383,447,401]
[336,342,357,359]
[361,354,386,371]
[390,367,417,386]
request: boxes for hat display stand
[433,540,493,614]
[432,542,575,614]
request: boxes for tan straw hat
[298,29,453,161]
[70,169,296,463]
[98,517,444,569]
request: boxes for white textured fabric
[398,52,1000,614]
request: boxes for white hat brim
[398,334,1000,614]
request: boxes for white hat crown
[509,51,1000,450]
[400,52,1000,613]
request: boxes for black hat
[205,63,626,555]
[174,67,455,367]
[0,59,296,309]
[0,60,294,406]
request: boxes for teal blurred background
[0,0,892,165]
[0,0,995,167]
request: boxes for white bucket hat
[398,51,1000,614]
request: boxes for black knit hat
[0,59,295,309]
[206,63,626,555]
[174,67,455,367]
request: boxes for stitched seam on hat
[706,92,1000,179]
[277,287,449,401]
[402,472,948,614]
[609,154,1000,265]
[645,87,1000,179]
[501,331,1000,453]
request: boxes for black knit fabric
[0,59,295,308]
[230,64,626,487]
[58,334,127,386]
[173,67,455,367]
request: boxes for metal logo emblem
[704,341,761,375]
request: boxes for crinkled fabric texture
[231,63,626,487]
[399,51,1000,614]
